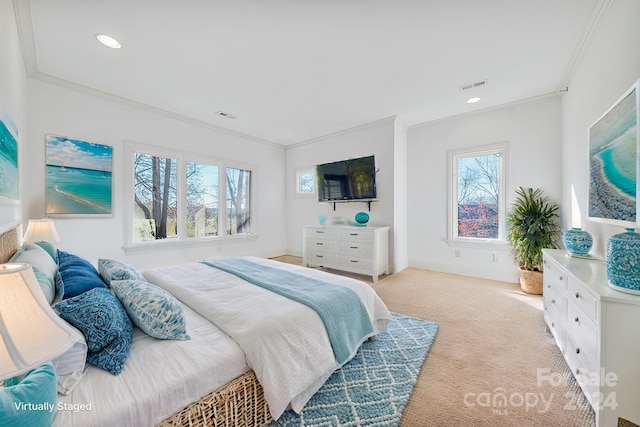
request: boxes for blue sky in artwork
[46,135,112,172]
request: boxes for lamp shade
[23,219,61,244]
[0,263,75,381]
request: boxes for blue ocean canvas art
[46,135,112,216]
[0,114,18,200]
[589,83,638,224]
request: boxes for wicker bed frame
[0,226,273,427]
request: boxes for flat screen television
[316,155,377,201]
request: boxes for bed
[0,226,391,426]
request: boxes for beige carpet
[273,257,595,426]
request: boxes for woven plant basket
[518,268,543,295]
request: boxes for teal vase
[607,228,640,295]
[562,227,593,257]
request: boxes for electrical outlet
[455,250,461,258]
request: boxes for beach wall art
[588,79,639,226]
[0,113,19,200]
[46,134,113,217]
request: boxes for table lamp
[23,219,61,245]
[0,263,75,382]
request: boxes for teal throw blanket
[202,257,374,364]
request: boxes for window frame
[294,166,316,198]
[447,142,509,249]
[123,141,257,253]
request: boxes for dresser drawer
[337,256,372,273]
[543,257,567,293]
[305,251,335,266]
[337,230,373,242]
[565,300,598,363]
[337,240,373,257]
[567,277,598,322]
[306,238,337,252]
[565,334,598,409]
[306,228,336,240]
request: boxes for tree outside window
[226,167,251,235]
[450,144,506,242]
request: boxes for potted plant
[506,187,561,294]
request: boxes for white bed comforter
[143,256,391,420]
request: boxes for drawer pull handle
[575,292,580,299]
[350,260,358,263]
[350,246,358,249]
[316,242,323,245]
[559,276,563,280]
[575,368,581,376]
[576,348,580,354]
[551,299,556,304]
[574,316,579,323]
[316,231,324,234]
[547,284,551,288]
[315,255,323,258]
[349,233,358,236]
[551,322,555,327]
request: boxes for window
[125,142,255,249]
[449,143,507,244]
[226,167,251,235]
[186,161,219,238]
[133,153,177,243]
[295,167,315,197]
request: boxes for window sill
[122,234,258,255]
[446,239,510,251]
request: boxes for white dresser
[303,225,389,282]
[542,249,640,427]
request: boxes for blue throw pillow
[98,258,146,286]
[56,251,107,299]
[111,279,190,340]
[0,363,57,427]
[55,288,133,375]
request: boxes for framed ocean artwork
[588,79,640,227]
[45,134,113,217]
[0,113,19,200]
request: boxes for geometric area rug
[271,313,439,426]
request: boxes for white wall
[407,96,563,282]
[22,79,287,269]
[393,117,409,272]
[0,1,26,232]
[561,0,640,256]
[285,117,398,270]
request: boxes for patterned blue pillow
[111,280,190,341]
[98,258,146,286]
[55,288,132,375]
[56,251,107,299]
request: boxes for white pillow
[51,323,87,395]
[10,244,58,304]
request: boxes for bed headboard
[0,227,20,263]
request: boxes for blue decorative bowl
[354,212,369,226]
[562,228,593,256]
[607,228,640,295]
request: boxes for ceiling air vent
[460,79,488,91]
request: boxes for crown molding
[556,0,615,92]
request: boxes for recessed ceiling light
[467,97,481,104]
[96,34,121,49]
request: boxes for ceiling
[14,0,607,146]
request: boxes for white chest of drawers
[303,225,389,282]
[542,249,640,427]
